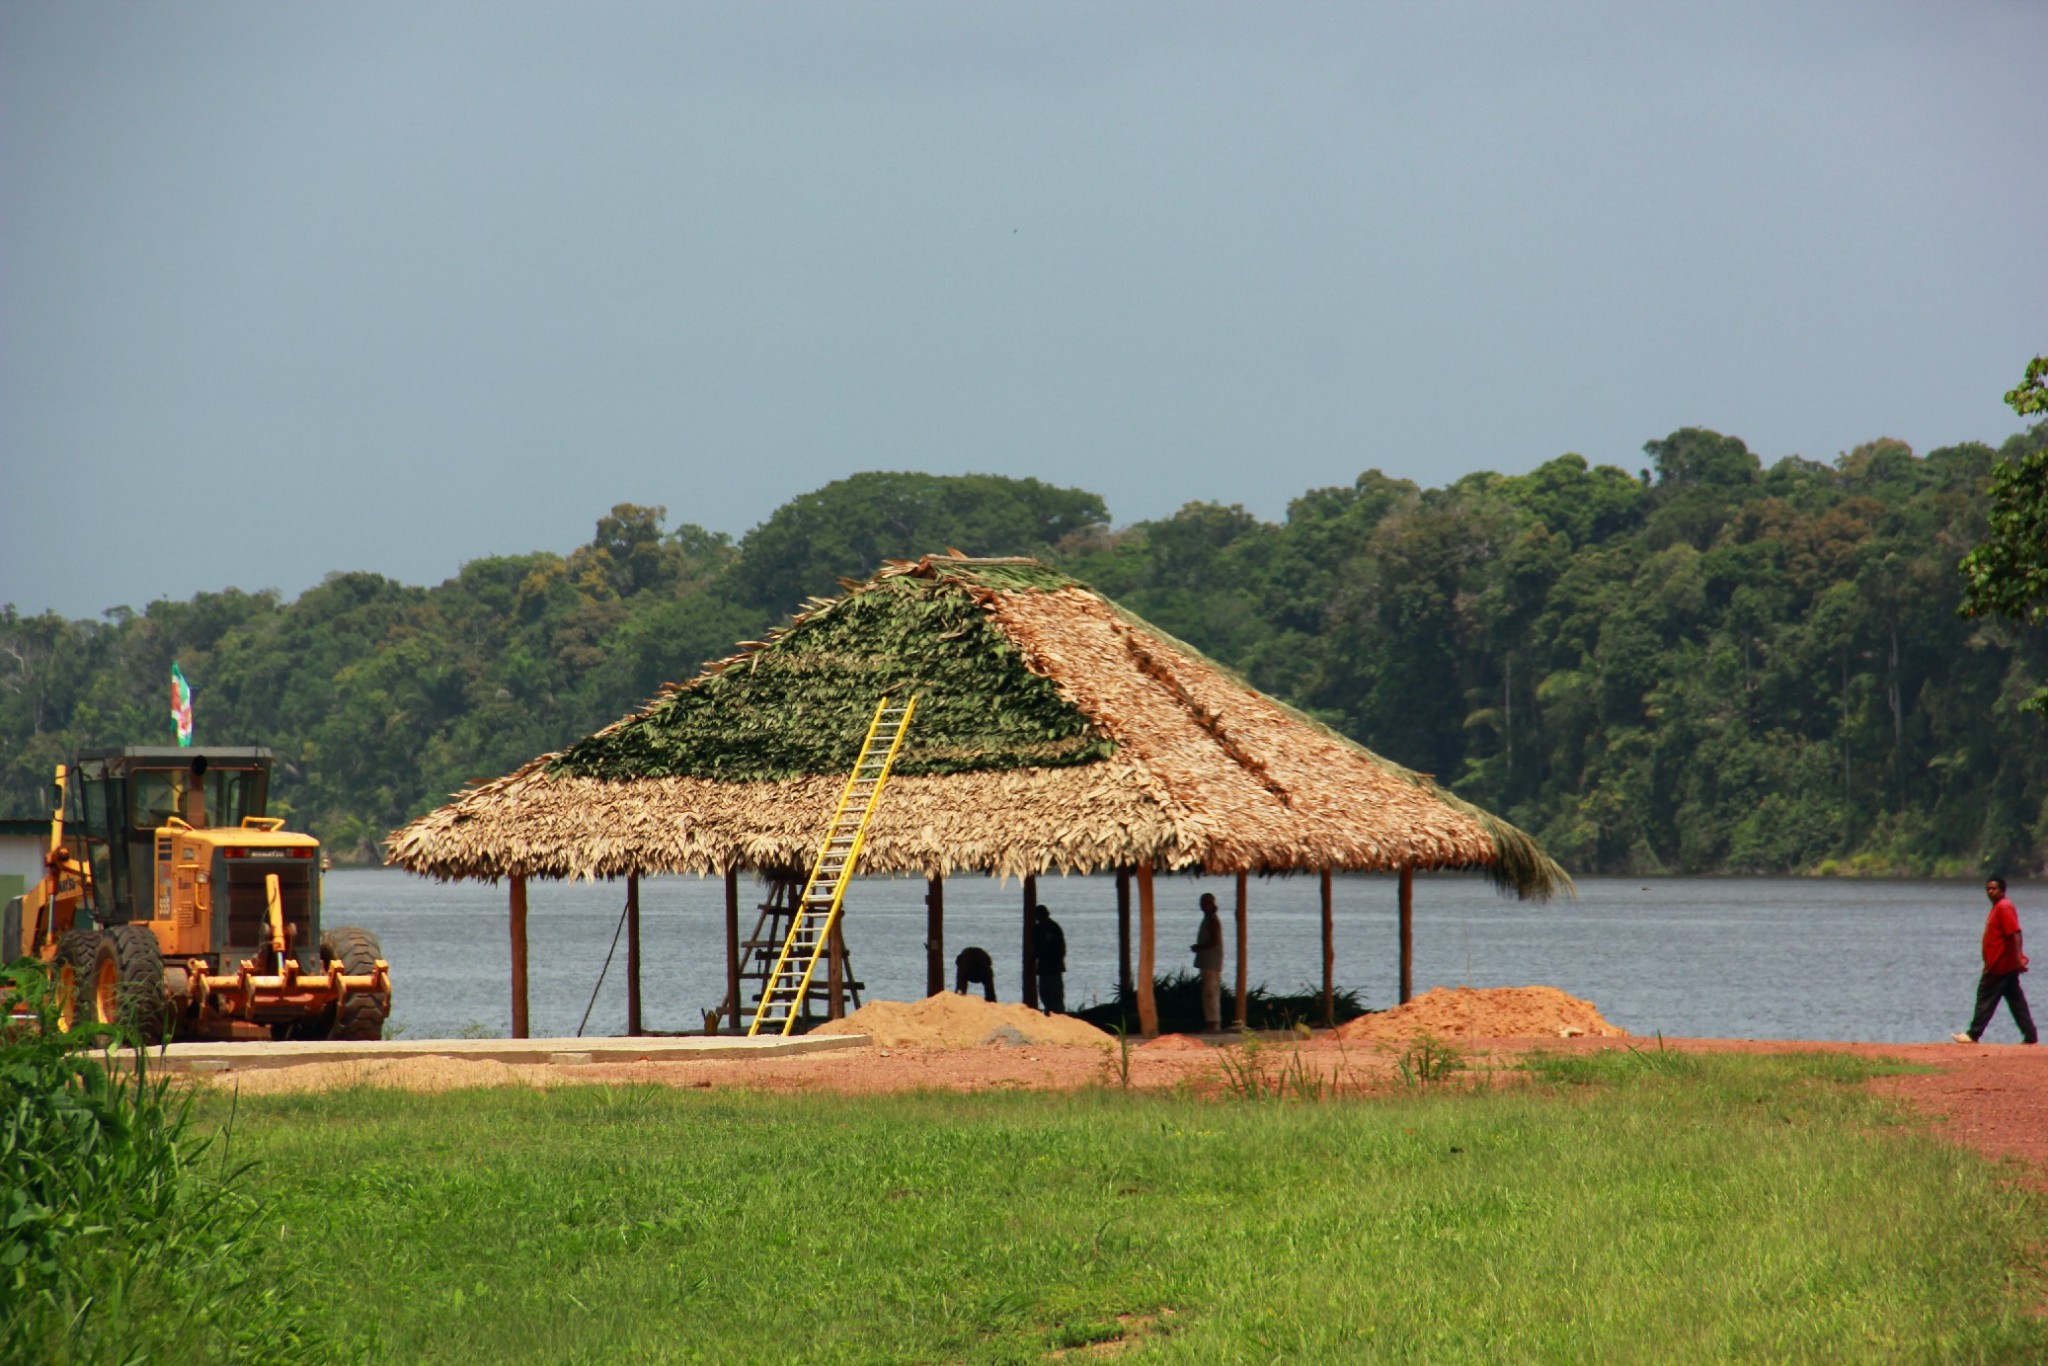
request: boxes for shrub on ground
[1074,969,1366,1034]
[0,962,326,1364]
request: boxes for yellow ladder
[748,695,918,1036]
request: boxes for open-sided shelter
[387,554,1569,1036]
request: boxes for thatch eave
[385,761,1568,895]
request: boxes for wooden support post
[827,916,845,1021]
[1320,868,1335,1029]
[1233,870,1249,1030]
[1021,872,1039,1009]
[1116,868,1133,1002]
[508,874,530,1040]
[1136,864,1158,1038]
[1398,866,1414,1006]
[625,871,642,1037]
[722,867,741,1032]
[925,874,945,998]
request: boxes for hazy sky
[4,1,2043,619]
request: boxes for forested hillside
[4,431,2045,875]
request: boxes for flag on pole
[170,664,194,747]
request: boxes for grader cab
[3,747,390,1043]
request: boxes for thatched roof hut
[387,553,1568,1039]
[387,554,1566,896]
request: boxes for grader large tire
[55,929,99,1033]
[322,926,388,1041]
[92,925,169,1046]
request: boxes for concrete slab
[139,1032,869,1073]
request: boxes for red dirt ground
[1861,1042,2048,1182]
[1529,1035,2048,1183]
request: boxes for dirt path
[202,1036,1280,1097]
[1862,1042,2048,1183]
[1550,1036,2048,1183]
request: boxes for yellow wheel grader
[3,747,391,1043]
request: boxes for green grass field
[202,1050,2045,1363]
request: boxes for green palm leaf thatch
[551,574,1113,781]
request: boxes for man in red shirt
[1953,876,2038,1045]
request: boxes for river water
[321,869,2037,1044]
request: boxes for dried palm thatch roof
[386,554,1570,897]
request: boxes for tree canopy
[728,472,1108,613]
[3,440,2045,875]
[1957,355,2048,714]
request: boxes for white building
[0,818,49,914]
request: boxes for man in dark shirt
[1032,906,1067,1014]
[1954,876,2038,1044]
[1192,893,1225,1032]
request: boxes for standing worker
[1192,893,1225,1032]
[1954,876,2038,1045]
[1032,906,1067,1014]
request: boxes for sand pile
[1334,986,1627,1041]
[814,994,1116,1048]
[1140,1033,1212,1051]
